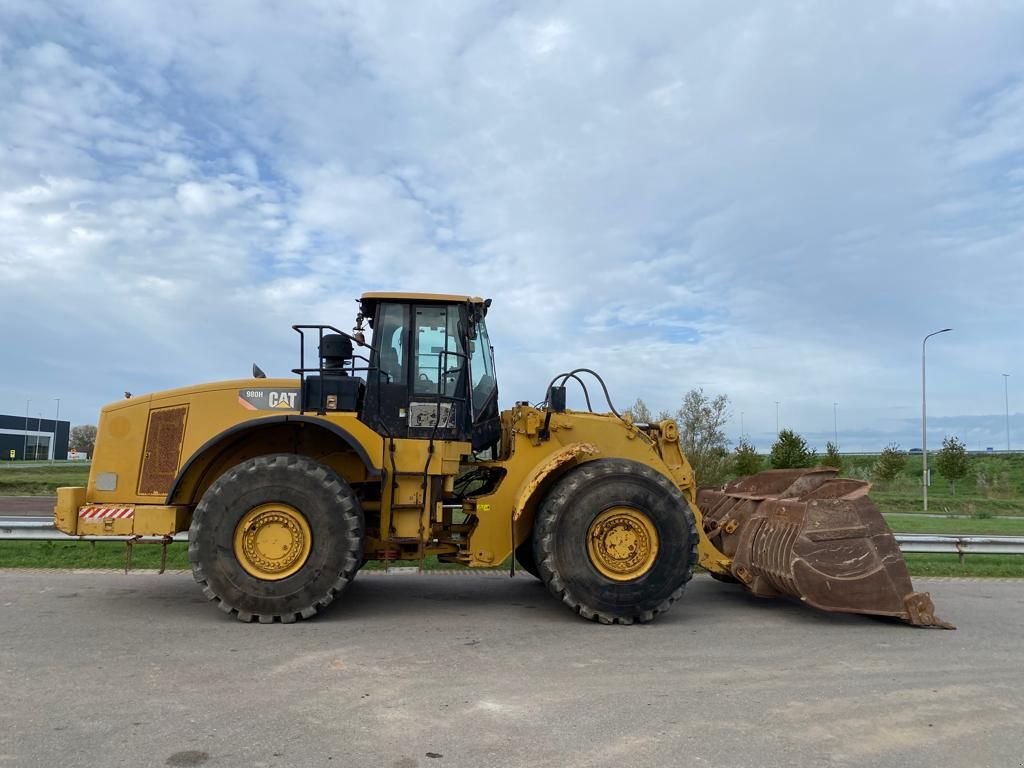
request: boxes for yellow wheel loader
[54,292,952,628]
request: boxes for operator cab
[359,292,499,452]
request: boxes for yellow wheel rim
[586,506,659,581]
[233,503,313,581]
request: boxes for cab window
[413,305,464,395]
[375,303,408,383]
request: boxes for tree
[674,388,731,487]
[624,398,655,424]
[821,441,843,470]
[733,437,762,476]
[874,442,906,482]
[935,436,970,494]
[770,429,816,468]
[70,425,97,457]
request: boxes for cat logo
[269,391,297,409]
[238,389,299,411]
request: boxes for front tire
[189,454,364,623]
[534,459,697,624]
[514,539,541,580]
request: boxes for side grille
[138,406,188,495]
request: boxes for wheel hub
[233,503,312,581]
[587,506,659,581]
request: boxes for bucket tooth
[699,468,955,629]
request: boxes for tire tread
[188,453,364,623]
[534,459,698,625]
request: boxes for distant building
[0,414,71,461]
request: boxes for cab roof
[360,291,485,304]
[359,292,488,318]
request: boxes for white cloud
[175,180,250,216]
[522,18,572,58]
[161,153,194,178]
[1,1,1023,452]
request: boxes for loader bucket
[698,468,954,629]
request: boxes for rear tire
[189,454,364,623]
[534,459,697,624]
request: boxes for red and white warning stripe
[78,506,135,520]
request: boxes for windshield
[470,318,497,416]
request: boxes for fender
[165,415,381,504]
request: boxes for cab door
[360,301,473,444]
[408,303,471,442]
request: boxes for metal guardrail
[2,516,1023,555]
[894,534,1024,555]
[0,517,186,543]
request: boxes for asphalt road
[0,571,1021,768]
[0,497,54,516]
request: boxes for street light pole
[833,402,838,447]
[1004,374,1011,451]
[740,411,745,440]
[775,401,780,434]
[922,328,953,512]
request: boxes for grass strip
[872,493,1024,517]
[900,554,1024,578]
[883,514,1024,535]
[0,463,91,496]
[0,540,190,569]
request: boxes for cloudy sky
[2,1,1022,453]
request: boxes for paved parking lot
[0,570,1021,768]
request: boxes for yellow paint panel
[53,487,86,535]
[86,378,388,507]
[133,505,191,536]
